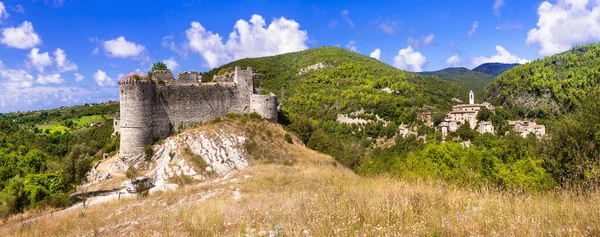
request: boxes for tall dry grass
[2,119,599,236]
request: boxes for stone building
[478,121,495,134]
[508,120,546,138]
[117,66,278,158]
[418,110,433,127]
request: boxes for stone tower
[118,77,156,158]
[469,90,474,105]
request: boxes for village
[418,90,546,140]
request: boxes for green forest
[0,104,120,218]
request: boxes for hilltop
[485,42,600,118]
[418,67,495,101]
[473,63,520,76]
[3,118,599,236]
[203,46,462,124]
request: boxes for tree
[476,108,493,122]
[456,123,476,141]
[61,145,92,187]
[151,62,168,72]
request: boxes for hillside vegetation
[0,104,119,218]
[2,119,599,236]
[204,46,462,124]
[473,62,519,76]
[485,42,600,118]
[418,67,495,101]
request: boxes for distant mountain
[473,63,520,76]
[418,67,495,101]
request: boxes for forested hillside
[473,62,519,76]
[0,104,119,218]
[418,67,495,101]
[486,42,600,119]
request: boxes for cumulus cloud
[1,21,42,49]
[370,48,381,60]
[36,74,65,85]
[393,46,427,72]
[471,45,529,66]
[0,61,34,89]
[341,10,355,28]
[54,48,78,72]
[162,57,179,70]
[103,36,145,58]
[28,48,52,72]
[446,55,461,67]
[0,86,118,113]
[346,40,358,52]
[93,70,116,87]
[186,14,308,68]
[0,2,8,22]
[527,0,600,56]
[74,72,84,82]
[493,0,505,16]
[468,21,479,36]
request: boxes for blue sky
[0,0,597,112]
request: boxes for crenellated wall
[119,66,278,157]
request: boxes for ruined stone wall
[250,94,278,122]
[177,71,200,83]
[153,70,174,81]
[152,82,248,139]
[119,67,268,157]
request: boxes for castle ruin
[117,66,278,158]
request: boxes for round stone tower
[118,76,155,158]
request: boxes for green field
[35,115,113,134]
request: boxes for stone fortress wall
[118,66,278,158]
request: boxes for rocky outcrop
[146,129,250,187]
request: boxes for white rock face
[298,63,329,75]
[147,129,249,188]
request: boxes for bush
[284,133,293,144]
[143,145,153,161]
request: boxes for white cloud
[36,73,65,85]
[0,2,8,22]
[527,0,600,56]
[28,48,52,72]
[162,57,179,70]
[468,21,479,36]
[103,36,145,58]
[378,19,399,34]
[496,21,523,30]
[0,61,34,89]
[0,86,118,113]
[471,45,529,66]
[74,72,84,82]
[93,70,116,87]
[54,48,78,72]
[393,46,427,72]
[186,14,308,68]
[407,34,435,47]
[346,40,358,52]
[370,48,381,60]
[423,34,435,46]
[446,55,461,67]
[494,0,505,16]
[1,21,42,49]
[92,47,99,55]
[341,10,355,28]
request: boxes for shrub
[143,145,153,161]
[284,133,293,144]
